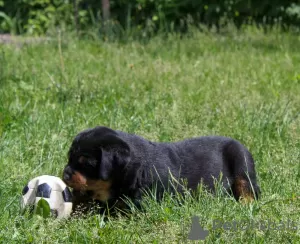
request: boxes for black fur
[63,126,260,212]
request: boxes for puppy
[63,126,260,212]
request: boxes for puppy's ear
[98,134,131,180]
[100,134,131,164]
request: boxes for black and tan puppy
[63,126,260,212]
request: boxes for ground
[0,29,300,243]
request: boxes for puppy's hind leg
[223,140,261,202]
[232,175,260,203]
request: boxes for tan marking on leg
[234,176,255,203]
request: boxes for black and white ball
[21,175,73,218]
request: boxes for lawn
[1,29,300,243]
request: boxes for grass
[1,28,300,243]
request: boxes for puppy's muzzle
[62,166,87,190]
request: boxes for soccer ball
[21,175,73,218]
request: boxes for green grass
[1,29,300,243]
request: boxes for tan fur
[66,171,112,202]
[67,171,87,189]
[234,176,255,202]
[86,179,112,202]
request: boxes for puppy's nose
[63,166,73,182]
[63,172,71,181]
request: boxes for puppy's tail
[223,140,261,201]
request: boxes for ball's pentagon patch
[22,185,29,195]
[62,187,72,202]
[36,183,52,198]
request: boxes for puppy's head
[62,126,131,202]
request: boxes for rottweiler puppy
[63,126,260,213]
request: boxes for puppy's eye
[77,156,97,167]
[78,156,87,164]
